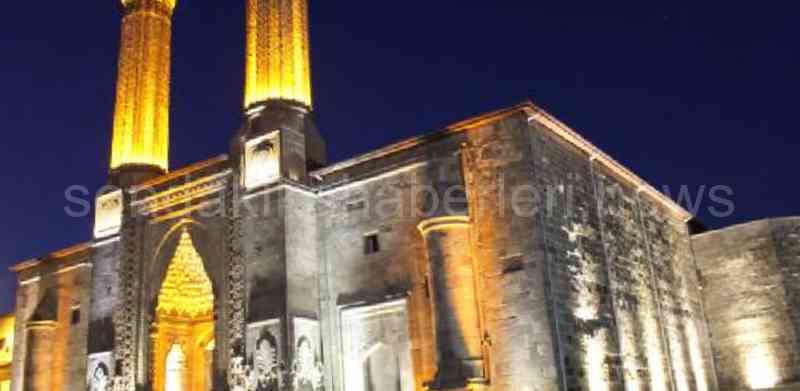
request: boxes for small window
[364,234,380,255]
[71,308,81,325]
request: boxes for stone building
[693,218,800,391]
[0,313,13,391]
[5,1,798,391]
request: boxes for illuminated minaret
[237,0,326,188]
[109,0,175,186]
[244,0,313,109]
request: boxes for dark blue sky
[0,2,797,312]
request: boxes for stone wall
[317,151,458,391]
[8,105,725,391]
[693,218,800,390]
[88,240,120,355]
[526,117,716,391]
[11,247,93,391]
[461,113,561,391]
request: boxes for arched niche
[149,222,218,391]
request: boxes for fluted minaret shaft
[245,0,312,108]
[110,0,175,174]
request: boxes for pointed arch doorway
[152,228,215,391]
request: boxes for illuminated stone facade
[0,314,14,391]
[693,218,800,391]
[5,2,798,391]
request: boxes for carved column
[225,176,248,389]
[112,194,143,391]
[24,321,57,391]
[418,216,487,391]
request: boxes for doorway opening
[152,228,215,391]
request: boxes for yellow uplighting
[245,0,313,108]
[0,314,14,391]
[156,229,214,318]
[110,0,175,172]
[0,314,14,366]
[153,228,215,391]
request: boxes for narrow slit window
[364,234,380,255]
[71,307,81,325]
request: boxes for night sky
[0,2,797,313]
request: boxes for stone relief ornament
[252,330,284,391]
[228,327,326,391]
[244,131,281,189]
[87,352,113,391]
[230,327,288,391]
[228,355,254,391]
[112,198,143,390]
[292,336,324,391]
[226,177,248,373]
[110,376,126,391]
[88,362,110,391]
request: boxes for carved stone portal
[151,228,215,391]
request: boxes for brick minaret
[236,0,326,184]
[109,0,175,187]
[244,0,313,109]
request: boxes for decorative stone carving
[110,376,126,391]
[132,173,229,217]
[340,299,414,391]
[87,352,113,391]
[228,327,284,391]
[226,176,249,388]
[156,228,214,318]
[243,131,281,189]
[109,0,174,172]
[111,193,142,391]
[244,0,312,107]
[228,355,254,391]
[292,318,324,391]
[248,322,284,391]
[94,190,123,239]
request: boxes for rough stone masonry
[4,1,799,391]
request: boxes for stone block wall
[315,112,562,391]
[525,117,716,391]
[317,152,459,391]
[11,247,93,391]
[313,109,716,391]
[529,118,624,391]
[88,240,120,355]
[640,198,715,391]
[693,218,800,390]
[7,105,726,391]
[461,114,561,391]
